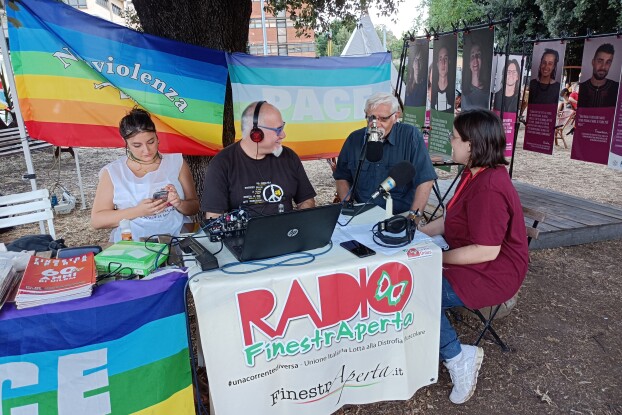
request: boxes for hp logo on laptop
[287,228,299,237]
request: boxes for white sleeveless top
[101,153,187,242]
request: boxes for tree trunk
[131,0,251,205]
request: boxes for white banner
[190,243,442,415]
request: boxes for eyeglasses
[259,122,286,135]
[367,112,396,123]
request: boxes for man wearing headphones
[201,101,316,219]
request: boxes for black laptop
[223,204,342,262]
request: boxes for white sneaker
[443,345,484,404]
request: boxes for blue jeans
[440,277,464,361]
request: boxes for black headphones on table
[249,101,266,143]
[372,215,416,247]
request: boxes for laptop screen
[224,204,342,262]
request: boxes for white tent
[341,14,405,103]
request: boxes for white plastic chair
[0,189,56,239]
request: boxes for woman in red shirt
[421,109,528,404]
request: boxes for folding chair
[554,109,575,149]
[451,206,546,352]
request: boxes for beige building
[248,0,315,56]
[62,0,128,26]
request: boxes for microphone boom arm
[341,128,375,216]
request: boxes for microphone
[371,161,416,199]
[366,116,384,162]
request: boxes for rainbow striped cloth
[227,52,392,159]
[7,0,228,155]
[0,271,194,414]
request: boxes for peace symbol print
[263,184,284,203]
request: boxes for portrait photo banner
[461,27,495,111]
[7,0,228,155]
[428,34,458,161]
[492,53,524,157]
[524,42,566,154]
[0,271,194,415]
[403,38,430,129]
[608,85,622,171]
[227,52,392,159]
[571,36,622,165]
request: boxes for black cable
[143,234,180,271]
[193,241,334,276]
[337,196,376,227]
[96,262,135,283]
[371,221,414,248]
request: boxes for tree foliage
[315,19,357,56]
[265,0,400,32]
[426,0,484,33]
[536,0,621,38]
[375,26,402,60]
[426,0,621,67]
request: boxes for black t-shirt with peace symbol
[200,142,317,217]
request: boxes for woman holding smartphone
[91,108,199,242]
[419,109,528,404]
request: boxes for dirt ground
[1,129,621,414]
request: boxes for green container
[94,241,169,277]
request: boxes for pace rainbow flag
[0,271,195,414]
[227,52,392,159]
[6,0,228,155]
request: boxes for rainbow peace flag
[0,271,194,414]
[7,0,228,155]
[227,52,391,159]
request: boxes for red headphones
[249,101,266,143]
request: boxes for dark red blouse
[443,166,529,309]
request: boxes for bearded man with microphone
[333,92,437,222]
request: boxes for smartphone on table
[340,240,376,258]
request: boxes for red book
[16,253,96,308]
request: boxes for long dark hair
[538,49,559,81]
[119,107,156,140]
[505,59,520,98]
[454,109,508,168]
[431,38,456,110]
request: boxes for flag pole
[1,17,45,233]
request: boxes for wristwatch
[408,209,427,228]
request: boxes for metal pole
[382,26,387,50]
[260,0,268,55]
[73,148,87,209]
[0,19,45,233]
[395,37,409,107]
[509,41,529,179]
